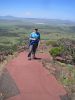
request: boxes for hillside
[0,16,75,36]
[0,16,75,55]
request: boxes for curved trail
[5,51,67,100]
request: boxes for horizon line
[0,15,75,22]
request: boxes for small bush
[50,47,64,57]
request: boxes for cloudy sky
[0,0,75,21]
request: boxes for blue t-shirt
[29,32,40,45]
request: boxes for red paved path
[7,51,67,100]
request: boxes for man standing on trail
[28,28,40,60]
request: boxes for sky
[0,0,75,21]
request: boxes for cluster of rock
[54,38,75,64]
[0,51,13,62]
[0,37,29,62]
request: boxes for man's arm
[29,33,36,40]
[30,38,36,40]
[38,33,40,41]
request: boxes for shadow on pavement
[0,68,20,100]
[33,57,42,60]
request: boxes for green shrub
[50,47,64,57]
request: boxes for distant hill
[0,15,17,20]
[0,16,75,26]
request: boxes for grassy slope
[0,19,75,50]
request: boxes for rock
[71,93,75,100]
[55,56,65,62]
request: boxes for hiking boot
[28,57,31,60]
[33,56,37,59]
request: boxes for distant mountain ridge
[0,15,19,20]
[0,15,75,26]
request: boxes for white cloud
[25,12,32,16]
